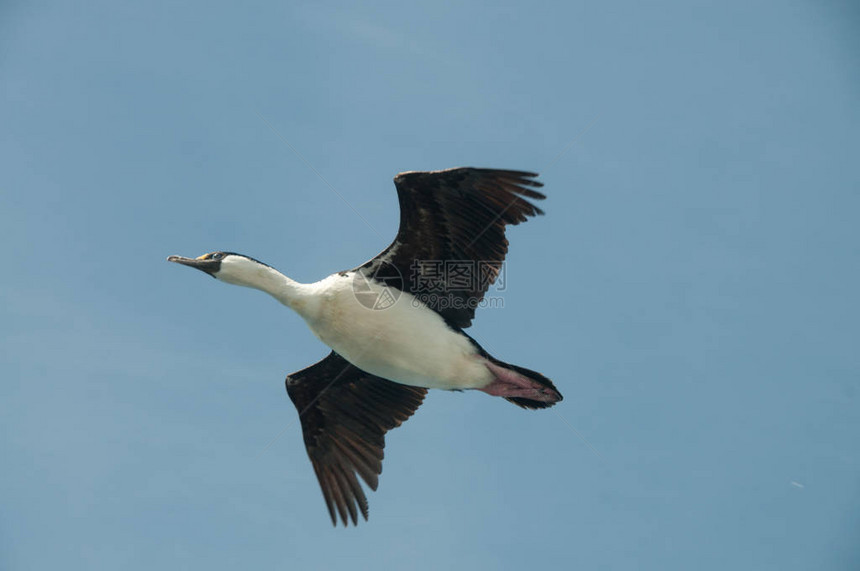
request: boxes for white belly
[299,273,492,390]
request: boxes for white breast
[297,273,492,391]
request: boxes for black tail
[460,331,562,409]
[490,357,563,409]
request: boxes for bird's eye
[211,252,223,261]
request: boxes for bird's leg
[478,361,560,402]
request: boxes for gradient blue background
[2,1,858,569]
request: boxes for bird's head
[167,251,273,287]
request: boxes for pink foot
[479,361,561,403]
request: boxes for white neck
[218,257,312,312]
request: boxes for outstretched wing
[356,167,545,329]
[285,352,427,526]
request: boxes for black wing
[285,352,427,526]
[356,167,545,329]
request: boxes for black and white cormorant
[168,167,563,526]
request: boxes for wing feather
[285,352,426,526]
[356,167,545,328]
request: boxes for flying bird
[168,167,562,526]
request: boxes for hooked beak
[167,255,219,277]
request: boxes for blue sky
[1,1,858,569]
